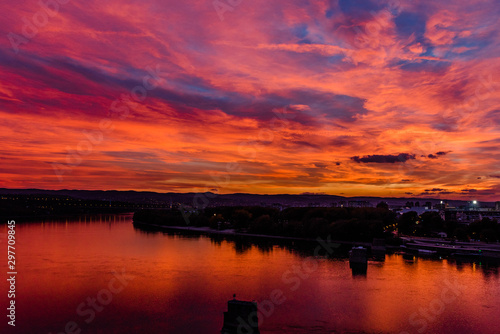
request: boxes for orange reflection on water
[2,214,499,334]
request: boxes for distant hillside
[0,188,492,208]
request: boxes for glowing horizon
[1,0,499,200]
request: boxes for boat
[402,252,415,262]
[400,246,415,262]
[418,249,437,256]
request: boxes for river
[2,214,499,333]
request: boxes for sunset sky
[1,0,499,200]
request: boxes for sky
[0,0,499,200]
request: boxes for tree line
[133,205,397,242]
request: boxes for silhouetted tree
[399,211,419,235]
[419,211,444,236]
[454,227,469,241]
[232,209,252,229]
[481,229,498,243]
[376,201,389,210]
[209,214,225,229]
[249,214,273,234]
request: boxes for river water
[2,214,499,333]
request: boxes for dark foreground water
[1,214,499,334]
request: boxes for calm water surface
[2,214,499,334]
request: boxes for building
[398,207,438,216]
[444,208,500,223]
[466,200,480,210]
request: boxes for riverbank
[133,220,500,261]
[1,211,134,222]
[132,220,373,247]
[402,237,500,259]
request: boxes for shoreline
[1,211,134,222]
[133,221,500,260]
[132,220,373,246]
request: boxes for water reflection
[2,215,499,334]
[133,223,500,277]
[133,223,355,258]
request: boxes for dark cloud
[489,175,500,179]
[427,151,451,159]
[351,153,416,163]
[436,151,451,156]
[0,50,105,100]
[264,90,369,124]
[461,189,477,192]
[401,179,412,182]
[425,188,446,192]
[154,88,369,125]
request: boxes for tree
[232,209,252,229]
[454,227,468,241]
[480,229,498,243]
[209,214,225,229]
[420,211,444,236]
[399,211,419,235]
[249,214,273,234]
[376,201,389,210]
